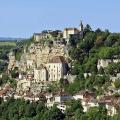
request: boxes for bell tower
[79,20,84,31]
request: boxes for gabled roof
[49,56,66,63]
[64,28,79,31]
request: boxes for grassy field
[0,41,16,46]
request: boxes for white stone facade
[33,56,67,82]
[34,33,53,42]
[17,78,31,91]
[63,28,79,39]
[47,63,63,82]
[106,104,117,116]
[34,67,48,82]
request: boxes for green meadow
[0,41,16,46]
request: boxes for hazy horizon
[0,0,120,38]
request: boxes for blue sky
[0,0,120,38]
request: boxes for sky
[0,0,120,38]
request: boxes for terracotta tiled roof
[49,56,66,63]
[54,91,71,97]
[76,90,95,97]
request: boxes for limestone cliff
[18,42,69,72]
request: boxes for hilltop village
[0,22,120,119]
[8,27,80,92]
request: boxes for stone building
[97,59,120,70]
[34,30,63,42]
[46,56,67,82]
[26,59,36,69]
[63,28,79,43]
[33,32,53,42]
[33,56,68,83]
[17,78,31,91]
[34,65,48,83]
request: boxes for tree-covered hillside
[65,25,120,95]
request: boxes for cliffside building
[34,56,67,82]
[63,28,79,43]
[47,56,67,82]
[34,33,53,42]
[34,65,48,83]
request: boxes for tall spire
[80,20,83,31]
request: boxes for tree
[95,36,105,47]
[74,109,87,120]
[104,33,119,47]
[11,69,19,78]
[42,106,65,120]
[25,103,36,117]
[114,79,120,89]
[95,28,102,34]
[59,78,69,90]
[69,35,77,46]
[86,106,108,120]
[65,99,83,119]
[36,102,45,114]
[84,24,92,33]
[98,67,105,74]
[79,32,96,52]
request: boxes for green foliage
[0,42,15,73]
[105,62,120,75]
[0,41,16,47]
[79,32,96,52]
[0,98,46,120]
[84,57,97,73]
[0,74,9,86]
[0,25,120,120]
[11,69,19,78]
[111,109,120,120]
[86,106,108,120]
[36,102,45,114]
[104,33,119,47]
[84,24,92,33]
[98,47,120,59]
[65,73,85,94]
[9,79,17,89]
[0,73,17,88]
[47,82,60,92]
[65,99,83,120]
[25,103,37,117]
[15,50,23,61]
[15,37,34,60]
[114,79,120,89]
[59,78,69,90]
[42,105,64,120]
[67,26,120,95]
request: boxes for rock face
[97,59,120,70]
[18,43,69,72]
[8,40,70,92]
[8,51,19,70]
